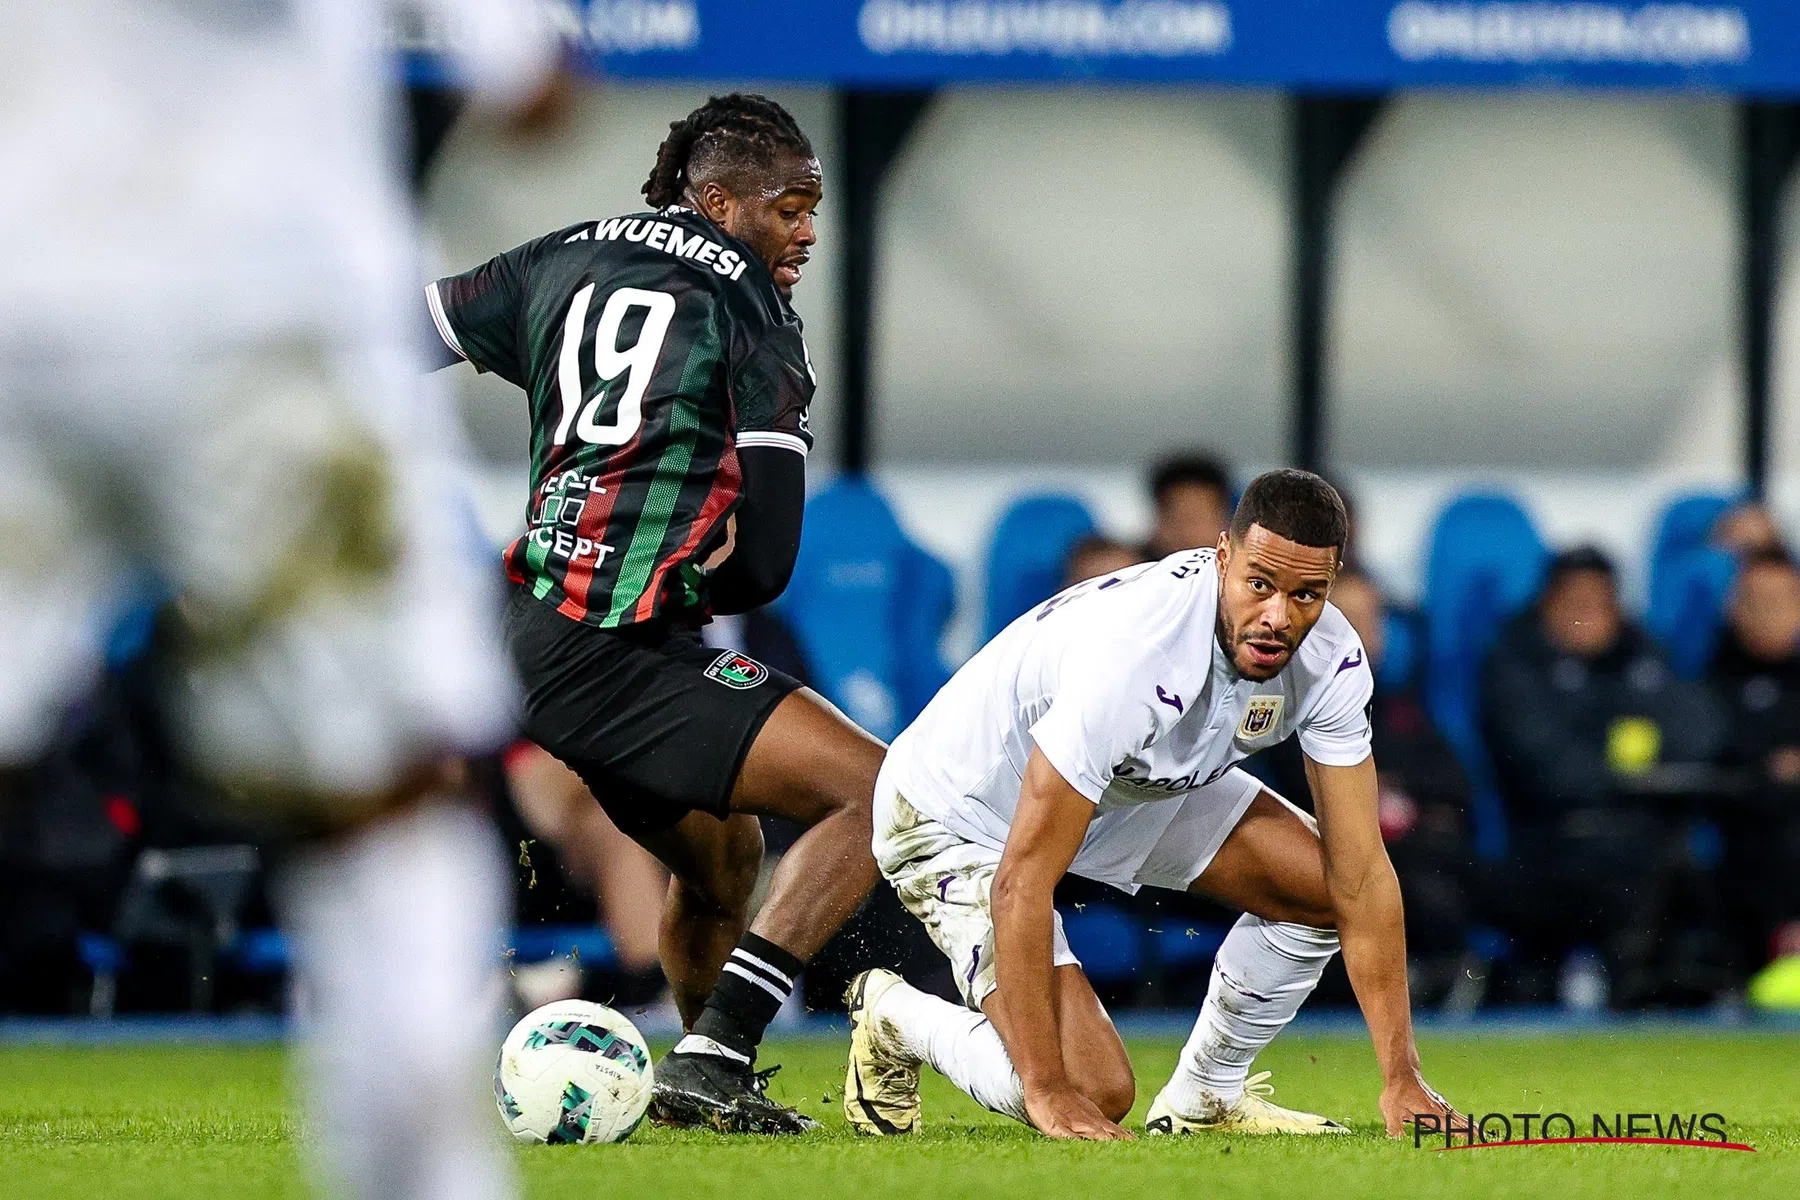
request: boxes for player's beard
[1215,605,1294,680]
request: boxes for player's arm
[991,750,1127,1140]
[705,445,803,614]
[995,637,1170,1140]
[710,321,815,613]
[1304,753,1455,1136]
[425,239,543,386]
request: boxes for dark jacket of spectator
[1478,550,1732,1004]
[1704,549,1800,967]
[1483,612,1720,827]
[1709,632,1800,783]
[1707,549,1800,790]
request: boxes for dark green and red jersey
[429,207,815,627]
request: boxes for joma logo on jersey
[705,651,768,690]
[1238,695,1284,739]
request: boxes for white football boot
[842,969,922,1135]
[1144,1071,1348,1135]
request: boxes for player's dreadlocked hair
[642,94,815,209]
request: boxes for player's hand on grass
[1379,1071,1458,1138]
[1024,1086,1134,1141]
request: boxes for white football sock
[880,980,1027,1123]
[278,802,516,1200]
[1161,914,1339,1113]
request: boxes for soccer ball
[494,1000,654,1145]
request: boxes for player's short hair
[1741,545,1799,575]
[1545,545,1616,585]
[1149,451,1233,507]
[642,94,815,209]
[1228,469,1348,555]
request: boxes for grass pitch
[2,1031,1797,1199]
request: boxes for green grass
[2,1032,1797,1198]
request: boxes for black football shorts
[504,585,802,838]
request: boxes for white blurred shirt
[0,0,557,351]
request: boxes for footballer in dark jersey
[429,96,883,1134]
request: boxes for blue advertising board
[408,2,1800,94]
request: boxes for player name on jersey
[568,215,751,281]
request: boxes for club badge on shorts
[1238,694,1284,739]
[705,650,769,690]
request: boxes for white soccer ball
[494,1000,654,1145]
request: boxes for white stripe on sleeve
[424,281,468,361]
[735,431,809,456]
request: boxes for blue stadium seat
[227,929,290,975]
[893,543,956,725]
[1378,606,1422,691]
[1647,492,1739,678]
[77,933,125,977]
[1422,494,1547,860]
[510,926,617,970]
[220,927,622,975]
[1058,905,1143,985]
[983,494,1097,640]
[1651,493,1736,571]
[1149,922,1227,972]
[779,479,953,740]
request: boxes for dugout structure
[410,0,1800,491]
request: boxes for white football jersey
[884,548,1373,888]
[0,0,555,350]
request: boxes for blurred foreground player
[0,3,562,1197]
[844,471,1456,1140]
[428,95,885,1132]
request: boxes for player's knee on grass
[1086,1065,1136,1124]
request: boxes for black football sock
[684,932,803,1062]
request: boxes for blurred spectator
[502,744,668,1009]
[0,697,136,1013]
[1706,548,1800,975]
[1486,547,1721,817]
[1712,549,1800,780]
[1147,451,1233,558]
[1712,502,1784,557]
[1481,546,1724,1006]
[1063,535,1148,586]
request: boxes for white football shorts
[0,330,517,800]
[872,763,1268,1009]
